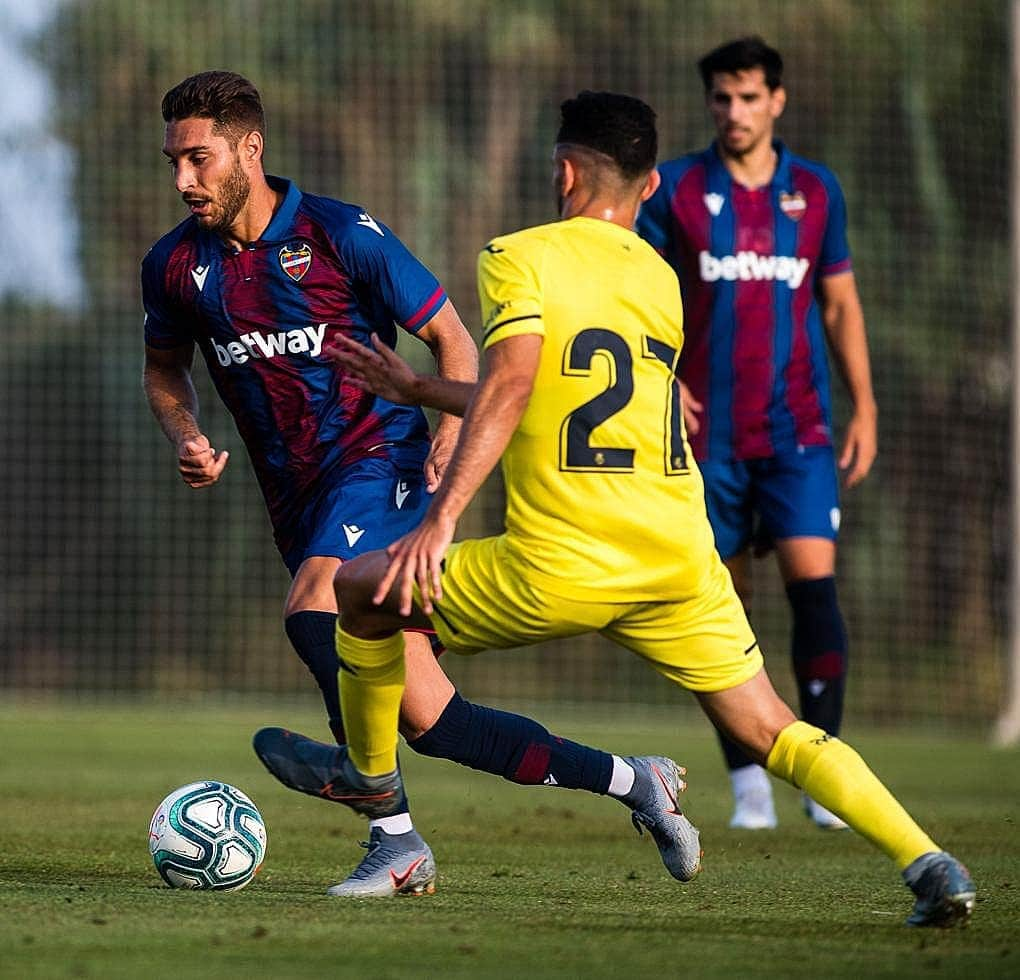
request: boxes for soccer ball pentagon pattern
[149,781,267,890]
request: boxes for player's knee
[712,700,796,766]
[333,556,376,622]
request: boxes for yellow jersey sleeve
[477,237,546,350]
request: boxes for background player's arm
[143,342,229,489]
[374,333,542,614]
[413,299,480,490]
[819,270,877,488]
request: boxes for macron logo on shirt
[211,323,327,366]
[356,212,384,236]
[342,524,366,548]
[699,250,810,289]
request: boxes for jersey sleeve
[336,214,447,333]
[476,238,545,351]
[635,169,673,255]
[141,249,192,349]
[818,171,852,277]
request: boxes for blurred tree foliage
[0,0,1008,727]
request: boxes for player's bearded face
[708,68,785,158]
[164,118,252,233]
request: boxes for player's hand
[177,435,229,488]
[324,333,421,405]
[374,511,457,616]
[424,425,458,492]
[679,381,703,436]
[839,405,877,488]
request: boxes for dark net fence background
[0,0,1010,730]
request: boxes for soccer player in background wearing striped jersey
[637,37,878,831]
[144,71,697,898]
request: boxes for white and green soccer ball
[148,781,267,890]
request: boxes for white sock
[369,812,414,836]
[730,763,771,797]
[607,755,636,797]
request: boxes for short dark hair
[556,91,657,181]
[698,37,783,91]
[161,70,266,143]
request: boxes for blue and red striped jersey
[141,176,447,551]
[637,141,852,462]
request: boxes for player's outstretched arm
[819,271,877,487]
[325,333,477,417]
[143,343,229,488]
[375,333,542,615]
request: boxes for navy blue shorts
[281,457,431,576]
[698,446,841,560]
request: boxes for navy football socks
[408,691,614,794]
[787,576,847,736]
[285,610,346,745]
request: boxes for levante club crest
[779,191,807,222]
[279,242,313,281]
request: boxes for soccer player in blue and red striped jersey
[637,38,878,830]
[143,71,682,897]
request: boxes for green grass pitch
[0,702,1017,979]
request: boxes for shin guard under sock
[408,691,613,794]
[767,721,938,869]
[336,626,405,776]
[284,611,345,744]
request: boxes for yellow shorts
[426,535,764,694]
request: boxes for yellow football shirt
[477,215,719,601]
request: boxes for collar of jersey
[568,214,642,243]
[259,175,303,242]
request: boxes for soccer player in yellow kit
[260,91,974,927]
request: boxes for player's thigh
[428,536,613,654]
[602,556,764,693]
[753,447,841,546]
[698,459,754,559]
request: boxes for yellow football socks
[336,626,405,776]
[766,721,939,869]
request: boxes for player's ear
[556,155,576,197]
[639,167,661,202]
[770,85,787,121]
[240,130,263,166]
